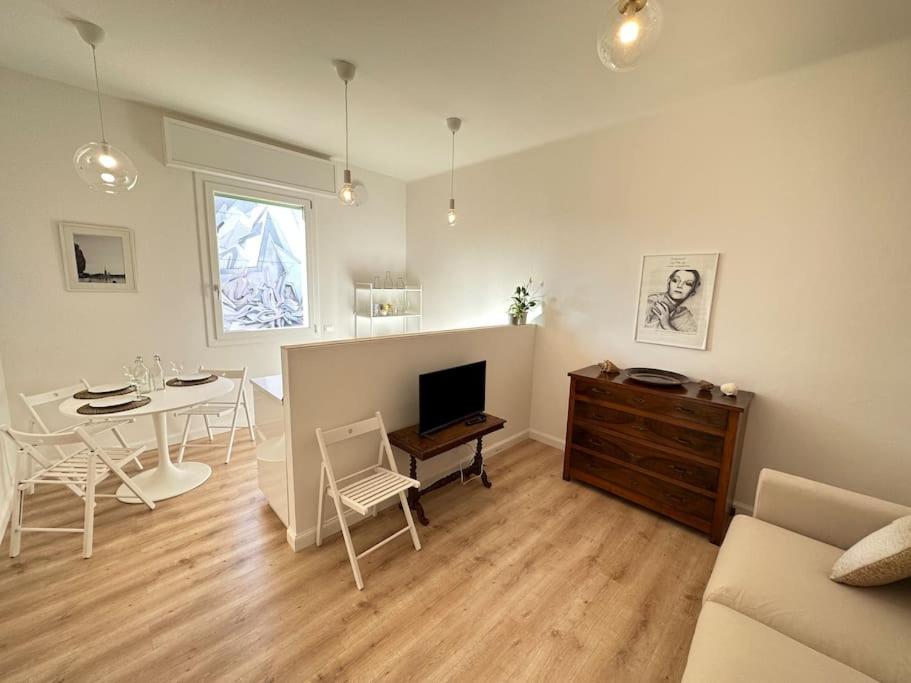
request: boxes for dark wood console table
[388,414,506,525]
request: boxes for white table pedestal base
[116,410,212,503]
[116,461,212,504]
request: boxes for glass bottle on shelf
[151,354,166,391]
[395,276,406,289]
[384,271,394,289]
[373,275,383,289]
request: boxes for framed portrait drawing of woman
[634,253,719,350]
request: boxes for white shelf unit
[354,283,423,337]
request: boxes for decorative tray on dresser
[563,365,753,544]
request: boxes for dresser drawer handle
[588,437,604,447]
[629,397,646,405]
[633,425,647,432]
[676,406,697,415]
[674,437,693,447]
[590,387,610,396]
[669,464,689,475]
[664,493,685,505]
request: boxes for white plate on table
[88,395,136,409]
[88,383,130,394]
[177,372,211,382]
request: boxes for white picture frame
[59,222,138,292]
[634,253,719,350]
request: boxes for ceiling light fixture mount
[334,59,358,207]
[446,117,461,228]
[597,0,663,72]
[71,20,138,194]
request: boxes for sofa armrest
[753,468,911,549]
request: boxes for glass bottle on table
[132,356,151,395]
[151,354,166,391]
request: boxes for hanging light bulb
[446,117,461,228]
[597,0,663,72]
[71,20,138,194]
[334,60,358,207]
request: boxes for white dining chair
[20,380,142,470]
[315,411,422,590]
[2,424,155,559]
[175,367,255,464]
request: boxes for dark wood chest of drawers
[563,366,753,544]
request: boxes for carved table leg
[407,455,429,526]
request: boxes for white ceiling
[2,1,910,181]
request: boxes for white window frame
[195,174,321,347]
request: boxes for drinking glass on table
[122,366,141,399]
[170,361,184,379]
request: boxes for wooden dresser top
[568,365,753,412]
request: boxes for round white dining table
[59,377,234,503]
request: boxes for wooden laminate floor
[0,437,717,682]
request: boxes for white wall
[0,67,406,442]
[282,325,536,548]
[406,40,911,508]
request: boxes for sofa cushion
[682,602,874,682]
[704,515,911,683]
[831,515,911,586]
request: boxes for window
[198,178,318,344]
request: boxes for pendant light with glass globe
[71,20,139,194]
[597,0,663,72]
[334,60,358,207]
[445,117,461,227]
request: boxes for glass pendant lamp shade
[447,199,457,227]
[71,20,139,193]
[597,0,663,72]
[338,169,356,206]
[73,141,138,194]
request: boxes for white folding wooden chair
[18,382,145,500]
[2,424,155,559]
[315,411,422,590]
[20,380,142,471]
[175,367,255,464]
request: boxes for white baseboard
[529,429,565,450]
[133,424,228,455]
[733,499,753,516]
[285,427,532,552]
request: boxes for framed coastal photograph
[634,253,719,350]
[59,222,137,292]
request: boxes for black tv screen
[419,361,486,435]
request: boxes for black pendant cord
[91,45,107,144]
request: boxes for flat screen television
[419,361,486,435]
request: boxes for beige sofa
[683,469,911,683]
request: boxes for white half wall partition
[281,324,537,550]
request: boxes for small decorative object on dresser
[563,365,753,544]
[598,360,620,375]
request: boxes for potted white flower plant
[508,278,543,325]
